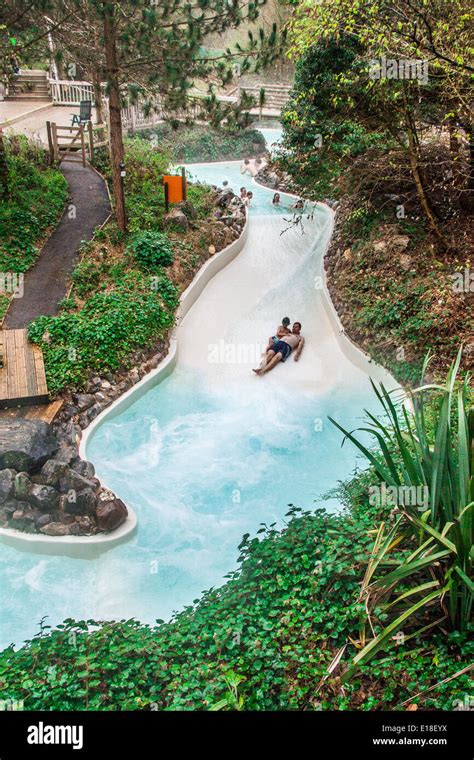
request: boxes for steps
[241,84,292,114]
[6,70,50,101]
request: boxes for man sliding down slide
[253,322,305,375]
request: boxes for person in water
[243,191,253,208]
[292,198,304,209]
[272,193,281,205]
[253,322,305,375]
[240,187,247,199]
[265,316,291,351]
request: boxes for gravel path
[5,162,110,328]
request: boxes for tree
[286,0,473,244]
[14,0,286,230]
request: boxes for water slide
[0,143,399,648]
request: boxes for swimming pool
[0,148,398,649]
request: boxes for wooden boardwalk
[0,329,49,408]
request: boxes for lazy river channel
[0,132,399,648]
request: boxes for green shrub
[127,231,174,269]
[0,483,471,710]
[28,274,179,393]
[0,137,68,272]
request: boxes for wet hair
[240,187,246,193]
[247,191,253,198]
[293,321,302,329]
[282,317,290,326]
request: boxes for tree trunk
[103,3,126,231]
[403,103,447,249]
[92,71,105,126]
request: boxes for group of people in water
[230,184,304,211]
[253,317,305,375]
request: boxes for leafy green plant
[127,231,174,269]
[329,348,473,673]
[0,135,67,273]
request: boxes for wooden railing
[49,79,97,105]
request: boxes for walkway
[5,161,110,328]
[1,103,97,144]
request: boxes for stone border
[0,508,137,556]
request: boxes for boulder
[71,459,95,480]
[60,487,96,516]
[392,235,410,251]
[71,393,95,412]
[10,508,36,531]
[40,459,69,486]
[69,516,96,536]
[59,469,96,494]
[27,483,59,511]
[177,200,197,219]
[14,472,32,499]
[35,513,53,529]
[40,522,70,537]
[55,444,77,465]
[0,468,15,504]
[164,208,188,231]
[96,498,128,532]
[0,420,58,473]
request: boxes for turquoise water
[0,140,398,649]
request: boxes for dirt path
[5,162,110,328]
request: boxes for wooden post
[80,125,86,167]
[87,121,94,163]
[46,121,54,165]
[51,122,59,162]
[164,180,169,213]
[181,167,187,200]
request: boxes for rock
[400,254,411,270]
[60,487,96,516]
[164,209,188,231]
[0,420,58,473]
[54,443,77,465]
[343,248,352,262]
[96,498,128,532]
[27,483,59,511]
[71,459,95,480]
[392,235,410,251]
[59,469,96,494]
[40,459,68,486]
[2,500,19,516]
[69,516,96,536]
[58,512,75,525]
[373,241,387,253]
[14,472,32,499]
[100,380,112,390]
[0,468,16,504]
[10,508,36,531]
[35,513,53,529]
[177,200,197,219]
[40,522,70,537]
[72,393,95,412]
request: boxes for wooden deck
[0,399,63,424]
[0,329,49,408]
